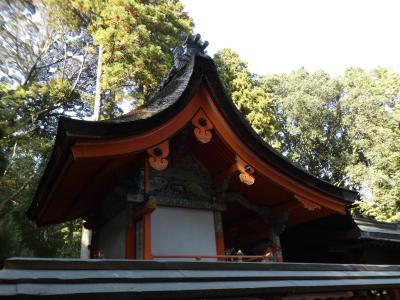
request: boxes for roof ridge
[119,34,210,119]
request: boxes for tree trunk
[93,44,103,121]
[81,44,103,259]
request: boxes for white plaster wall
[97,210,126,259]
[151,206,216,259]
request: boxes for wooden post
[388,288,400,300]
[89,229,100,259]
[144,159,149,199]
[143,160,152,260]
[125,202,135,259]
[143,213,152,260]
[272,232,283,262]
[214,211,225,261]
[125,226,135,259]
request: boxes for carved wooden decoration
[147,140,169,171]
[192,110,213,143]
[236,156,255,185]
[295,195,321,211]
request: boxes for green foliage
[0,0,193,259]
[214,49,278,146]
[0,81,85,259]
[262,69,351,184]
[45,0,193,108]
[340,68,400,221]
[262,67,400,221]
[215,49,400,222]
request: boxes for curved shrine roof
[27,41,358,224]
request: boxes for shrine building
[2,34,400,300]
[26,34,358,262]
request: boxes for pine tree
[214,49,278,146]
[45,0,193,117]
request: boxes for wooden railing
[2,258,400,299]
[282,292,354,300]
[151,254,272,262]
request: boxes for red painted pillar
[125,203,135,259]
[143,159,152,260]
[143,213,152,260]
[214,211,225,261]
[125,226,135,259]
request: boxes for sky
[181,0,400,76]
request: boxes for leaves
[264,69,351,184]
[341,68,400,221]
[0,0,193,259]
[214,49,278,145]
[216,49,400,222]
[46,0,193,110]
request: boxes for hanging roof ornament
[173,34,209,71]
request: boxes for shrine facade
[26,34,357,263]
[1,34,399,300]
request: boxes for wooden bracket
[192,110,213,143]
[132,199,157,221]
[213,157,255,185]
[236,156,255,185]
[147,140,169,171]
[295,195,321,211]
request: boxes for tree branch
[2,141,18,176]
[61,42,68,82]
[71,42,89,92]
[8,173,35,204]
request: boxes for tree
[214,49,278,146]
[261,67,400,221]
[0,0,194,259]
[45,0,193,118]
[42,0,193,257]
[0,0,92,260]
[262,69,352,185]
[341,68,400,221]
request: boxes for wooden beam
[272,200,302,213]
[213,163,238,183]
[60,159,112,223]
[132,200,157,221]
